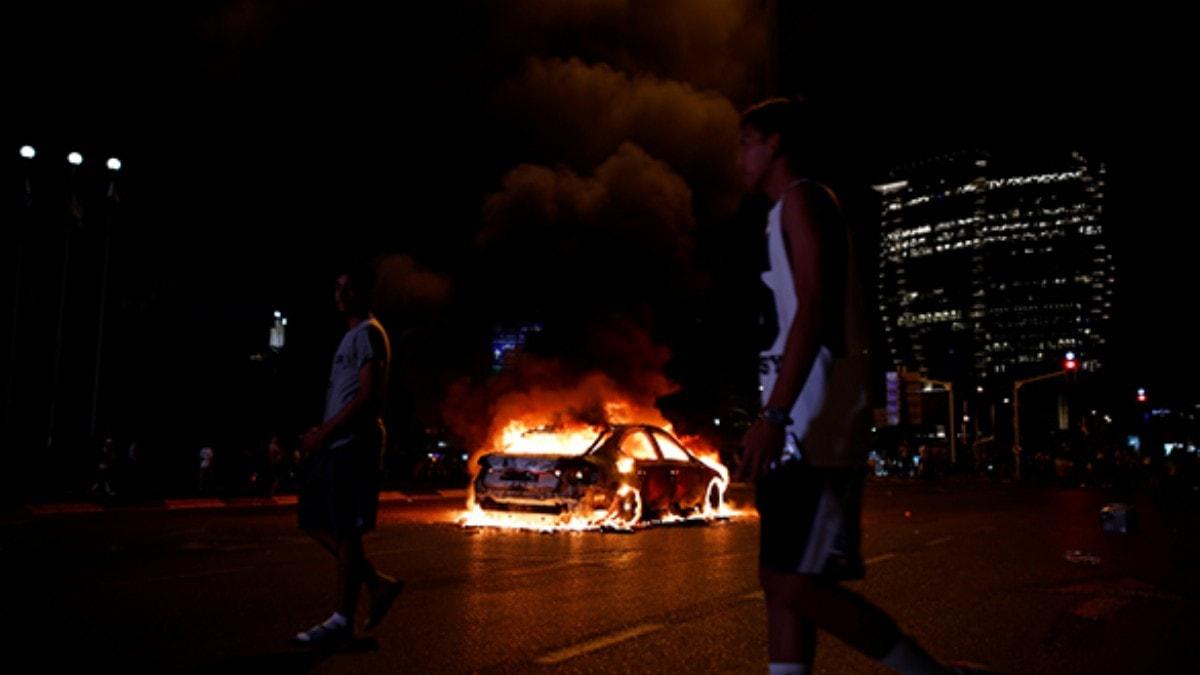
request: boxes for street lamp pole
[89,158,120,440]
[921,376,956,467]
[5,146,37,439]
[1012,370,1067,480]
[48,152,85,450]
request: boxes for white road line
[534,623,664,665]
[865,553,898,565]
[927,536,954,546]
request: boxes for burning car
[472,424,728,528]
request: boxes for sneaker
[292,618,352,647]
[364,576,404,630]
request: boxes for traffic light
[1063,352,1078,372]
[1136,388,1147,403]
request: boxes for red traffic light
[1064,359,1077,371]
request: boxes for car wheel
[615,487,642,526]
[703,478,724,516]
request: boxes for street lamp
[7,145,38,436]
[90,153,123,439]
[51,151,86,447]
[270,311,287,350]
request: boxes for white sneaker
[292,618,351,647]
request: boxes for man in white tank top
[736,98,991,675]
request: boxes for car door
[619,428,670,514]
[652,430,702,510]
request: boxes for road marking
[865,553,898,565]
[534,623,663,665]
[927,536,954,546]
[742,590,764,601]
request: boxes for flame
[457,504,605,532]
[460,391,739,532]
[495,420,602,456]
[458,480,643,532]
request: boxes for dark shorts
[297,439,382,539]
[755,459,866,579]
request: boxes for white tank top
[759,180,871,468]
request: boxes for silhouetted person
[91,437,117,499]
[734,97,992,675]
[197,445,215,496]
[293,265,402,646]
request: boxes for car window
[652,431,690,462]
[585,429,611,454]
[620,431,659,461]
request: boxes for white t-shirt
[324,317,390,449]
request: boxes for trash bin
[1100,502,1135,533]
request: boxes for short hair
[740,96,837,180]
[336,258,377,310]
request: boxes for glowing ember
[457,504,610,532]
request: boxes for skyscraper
[875,150,1111,388]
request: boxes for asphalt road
[2,480,1197,673]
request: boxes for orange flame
[460,386,738,531]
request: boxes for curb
[24,489,470,517]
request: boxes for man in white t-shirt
[293,265,403,647]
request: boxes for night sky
[4,1,1194,466]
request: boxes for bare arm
[766,182,832,412]
[736,182,836,481]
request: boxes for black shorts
[755,459,866,579]
[297,439,382,539]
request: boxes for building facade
[875,149,1112,388]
